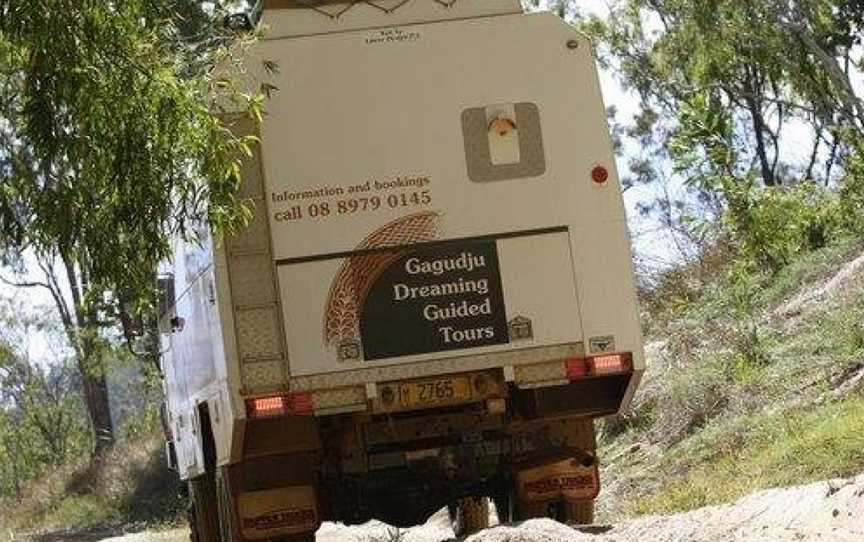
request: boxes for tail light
[566,352,633,380]
[246,392,315,418]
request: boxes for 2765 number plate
[397,377,471,408]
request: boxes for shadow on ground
[27,523,156,542]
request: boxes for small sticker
[589,335,615,354]
[508,316,534,341]
[338,340,362,362]
[365,27,421,46]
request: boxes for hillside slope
[596,239,864,518]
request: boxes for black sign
[359,239,509,360]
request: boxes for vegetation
[0,1,264,536]
[0,0,265,459]
[0,301,89,500]
[0,0,862,537]
[554,0,864,519]
[0,420,186,538]
[628,396,864,514]
[597,237,864,517]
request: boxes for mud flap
[515,456,600,504]
[237,485,319,541]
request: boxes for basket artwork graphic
[323,211,442,360]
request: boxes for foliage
[598,238,864,519]
[0,1,262,299]
[0,0,271,458]
[578,0,864,276]
[0,404,186,534]
[0,299,89,500]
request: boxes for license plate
[398,377,471,408]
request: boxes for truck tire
[216,468,236,542]
[451,496,490,536]
[188,504,199,542]
[188,474,220,542]
[492,483,515,525]
[515,499,554,521]
[515,499,594,525]
[561,500,594,525]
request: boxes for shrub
[654,355,729,443]
[727,181,842,274]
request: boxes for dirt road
[87,472,863,542]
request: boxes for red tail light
[246,393,315,418]
[590,354,633,376]
[566,353,633,380]
[566,358,590,379]
[290,392,315,415]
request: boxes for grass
[758,235,864,308]
[598,239,864,519]
[0,434,186,538]
[629,395,864,515]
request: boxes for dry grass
[597,239,864,519]
[0,435,185,539]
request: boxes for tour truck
[158,1,644,540]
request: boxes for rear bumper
[242,343,642,418]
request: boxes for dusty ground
[76,472,864,542]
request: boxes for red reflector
[591,165,610,184]
[290,393,315,415]
[247,395,289,418]
[566,358,589,379]
[589,353,632,376]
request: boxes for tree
[0,1,265,459]
[0,299,89,499]
[577,0,864,272]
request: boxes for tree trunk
[78,340,115,459]
[743,67,777,187]
[61,254,116,460]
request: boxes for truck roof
[258,0,522,39]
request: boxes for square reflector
[291,393,315,415]
[566,358,589,379]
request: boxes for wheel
[514,498,594,525]
[188,504,199,542]
[492,484,515,525]
[216,468,236,542]
[560,500,594,525]
[450,496,490,537]
[515,499,557,521]
[188,473,220,542]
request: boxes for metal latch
[486,104,520,165]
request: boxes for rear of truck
[164,1,644,540]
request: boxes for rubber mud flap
[237,485,319,541]
[516,457,600,503]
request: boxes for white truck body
[161,2,644,528]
